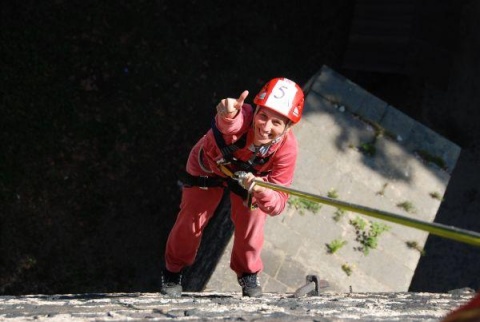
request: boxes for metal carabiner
[233,171,248,186]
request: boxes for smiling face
[253,106,290,146]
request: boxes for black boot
[160,268,183,297]
[238,273,262,297]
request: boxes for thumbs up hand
[216,90,249,117]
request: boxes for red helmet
[253,78,304,124]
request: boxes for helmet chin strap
[251,105,291,155]
[251,123,290,156]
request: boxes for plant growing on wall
[415,150,447,171]
[397,201,416,213]
[429,191,444,201]
[326,239,348,254]
[350,216,391,255]
[406,241,426,256]
[287,196,321,215]
[376,183,389,196]
[327,189,339,199]
[342,263,353,276]
[359,141,376,157]
[332,208,346,222]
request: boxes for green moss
[376,183,389,196]
[349,216,367,231]
[429,191,444,201]
[326,239,347,254]
[397,201,416,213]
[342,263,353,276]
[327,189,339,199]
[350,217,391,255]
[359,142,376,157]
[354,114,397,139]
[406,241,426,256]
[288,196,321,215]
[415,150,447,170]
[333,208,346,222]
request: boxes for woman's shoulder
[283,130,298,149]
[271,130,298,159]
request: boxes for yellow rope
[253,179,480,247]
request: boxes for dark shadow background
[0,0,354,294]
[1,0,479,295]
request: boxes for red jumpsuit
[165,103,298,276]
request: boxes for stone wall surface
[0,290,475,321]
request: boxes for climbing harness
[210,113,277,208]
[178,172,225,190]
[182,104,290,209]
[210,117,272,175]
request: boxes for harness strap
[210,118,248,157]
[198,147,213,173]
[179,170,249,200]
[211,114,271,174]
[178,172,225,189]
